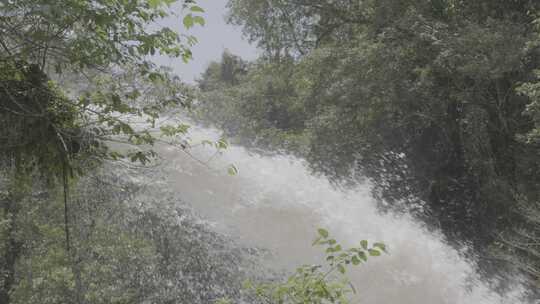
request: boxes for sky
[154,0,259,83]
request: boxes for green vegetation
[246,230,385,304]
[196,0,540,290]
[0,1,220,302]
[0,1,385,303]
[1,166,252,303]
[220,229,386,304]
[3,0,539,302]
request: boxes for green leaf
[193,16,205,26]
[337,264,346,274]
[227,164,238,176]
[360,240,368,250]
[368,249,380,256]
[373,242,387,253]
[109,151,125,160]
[217,138,229,149]
[190,5,205,13]
[183,14,194,29]
[358,251,367,262]
[317,228,329,238]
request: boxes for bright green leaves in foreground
[313,228,386,274]
[224,229,387,304]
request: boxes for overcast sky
[154,0,259,83]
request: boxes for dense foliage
[0,164,255,304]
[196,0,540,289]
[0,0,206,302]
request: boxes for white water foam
[155,123,527,304]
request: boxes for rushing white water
[155,123,527,304]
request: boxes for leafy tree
[0,0,206,302]
[196,0,540,289]
[0,0,206,166]
[495,17,540,288]
[196,52,308,152]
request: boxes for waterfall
[155,122,527,304]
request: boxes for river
[154,121,527,304]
